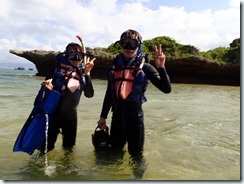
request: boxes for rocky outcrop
[9,49,112,77]
[165,57,240,86]
[10,50,59,76]
[9,49,240,86]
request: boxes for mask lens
[120,39,139,50]
[67,48,84,61]
[130,39,139,48]
[68,50,76,57]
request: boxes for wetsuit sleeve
[100,77,113,119]
[143,63,171,93]
[83,75,94,98]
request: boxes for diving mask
[66,48,85,62]
[120,39,140,50]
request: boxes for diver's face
[68,58,83,67]
[122,47,138,60]
[66,46,84,66]
[120,38,140,60]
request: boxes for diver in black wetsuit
[97,29,171,157]
[40,42,95,153]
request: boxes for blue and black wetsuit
[100,54,171,157]
[41,53,94,152]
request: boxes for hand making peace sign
[154,44,166,68]
[84,57,96,76]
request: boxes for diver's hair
[120,29,142,42]
[65,42,83,52]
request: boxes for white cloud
[229,0,240,7]
[0,0,12,18]
[0,0,240,63]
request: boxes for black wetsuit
[41,54,94,152]
[100,56,171,157]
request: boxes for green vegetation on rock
[201,38,240,64]
[104,36,240,64]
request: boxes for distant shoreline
[0,62,35,70]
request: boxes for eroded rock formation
[9,49,240,86]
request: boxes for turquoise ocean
[0,65,240,181]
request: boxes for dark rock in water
[14,67,25,70]
[9,49,240,86]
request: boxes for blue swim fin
[13,86,61,155]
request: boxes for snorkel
[76,35,87,66]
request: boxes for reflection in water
[94,148,125,165]
[129,155,147,180]
[18,147,148,180]
[94,148,147,180]
[21,149,79,180]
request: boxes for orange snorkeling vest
[110,54,149,103]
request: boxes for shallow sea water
[0,69,240,181]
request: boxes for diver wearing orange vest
[97,29,171,157]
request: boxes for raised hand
[154,44,166,68]
[84,57,96,75]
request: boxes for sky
[0,0,241,64]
